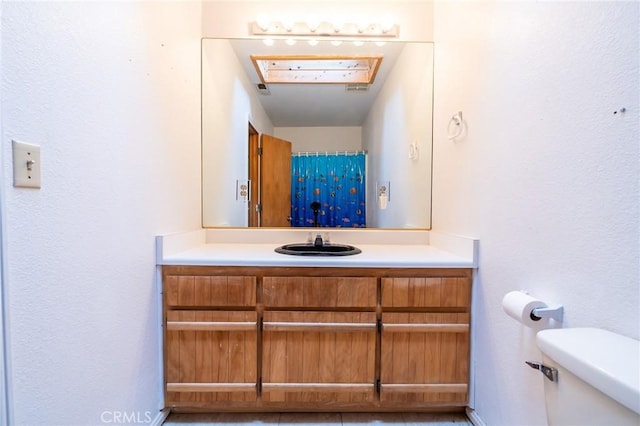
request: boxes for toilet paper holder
[530,305,564,323]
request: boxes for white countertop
[160,242,473,268]
[156,229,478,269]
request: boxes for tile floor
[163,412,473,425]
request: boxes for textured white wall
[432,1,639,425]
[1,2,201,424]
[274,127,362,153]
[201,39,273,227]
[363,43,433,228]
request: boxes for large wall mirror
[202,38,433,229]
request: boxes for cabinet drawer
[381,277,470,309]
[165,275,256,307]
[263,276,376,308]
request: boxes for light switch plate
[12,140,41,188]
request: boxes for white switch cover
[12,140,41,188]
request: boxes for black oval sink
[275,243,361,256]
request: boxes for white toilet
[536,327,640,425]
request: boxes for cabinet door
[165,310,258,404]
[380,312,469,404]
[262,311,376,404]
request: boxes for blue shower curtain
[291,153,366,228]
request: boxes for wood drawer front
[262,311,376,403]
[165,310,258,404]
[165,275,256,307]
[380,312,469,404]
[381,277,471,309]
[263,276,376,308]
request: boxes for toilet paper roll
[502,291,549,327]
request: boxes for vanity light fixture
[250,20,399,39]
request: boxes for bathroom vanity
[157,229,477,413]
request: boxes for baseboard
[150,409,171,426]
[466,407,487,426]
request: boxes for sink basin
[275,243,362,256]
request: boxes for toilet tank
[536,328,640,426]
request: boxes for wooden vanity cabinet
[162,266,472,412]
[380,276,471,406]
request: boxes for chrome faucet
[314,234,323,247]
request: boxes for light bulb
[282,19,294,32]
[332,18,344,33]
[380,17,395,33]
[256,16,271,31]
[356,18,369,34]
[307,19,320,32]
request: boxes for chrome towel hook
[447,111,464,140]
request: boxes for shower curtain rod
[292,150,368,157]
